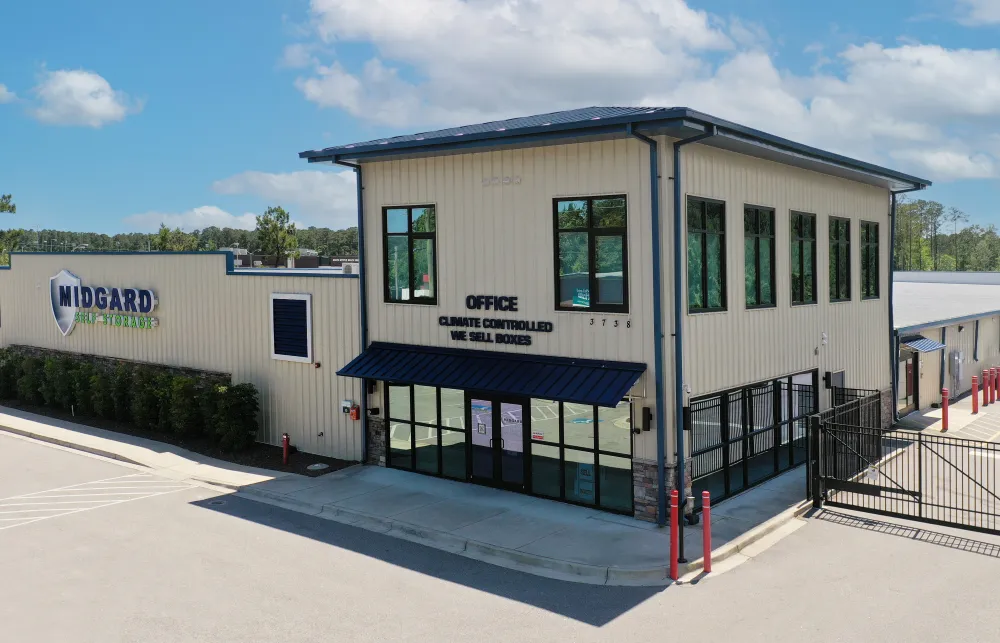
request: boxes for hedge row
[0,348,260,452]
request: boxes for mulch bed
[0,400,356,478]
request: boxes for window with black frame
[383,206,436,304]
[687,197,726,312]
[861,221,879,299]
[744,206,775,308]
[829,217,851,302]
[553,196,628,312]
[386,384,467,478]
[790,211,817,305]
[529,398,633,513]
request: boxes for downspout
[336,159,369,463]
[889,187,923,423]
[628,123,715,535]
[626,124,668,526]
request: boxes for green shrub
[54,358,76,411]
[17,357,43,405]
[212,383,260,452]
[154,373,173,434]
[0,350,22,399]
[112,364,132,422]
[90,371,113,420]
[40,358,59,407]
[74,363,95,416]
[130,367,159,431]
[169,376,199,437]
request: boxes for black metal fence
[811,423,1000,536]
[691,376,817,505]
[832,386,880,408]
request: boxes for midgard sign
[50,269,159,337]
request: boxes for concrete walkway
[0,405,811,586]
[896,392,1000,441]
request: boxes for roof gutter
[889,186,927,424]
[335,160,369,464]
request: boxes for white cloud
[31,69,141,127]
[957,0,1000,24]
[212,170,358,228]
[0,84,16,104]
[288,0,1000,182]
[281,43,319,68]
[123,206,257,232]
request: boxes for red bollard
[993,368,999,405]
[942,388,949,432]
[973,376,980,414]
[702,491,712,573]
[669,489,679,581]
[282,432,290,465]
[984,370,989,407]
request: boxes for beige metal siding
[362,141,663,461]
[944,323,977,396]
[916,328,945,409]
[677,143,891,409]
[0,254,362,460]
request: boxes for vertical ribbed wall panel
[0,254,362,460]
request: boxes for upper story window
[790,211,817,305]
[861,221,880,299]
[744,206,775,309]
[687,197,727,312]
[270,293,312,363]
[383,206,436,304]
[829,217,851,302]
[554,196,628,313]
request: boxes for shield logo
[50,269,81,336]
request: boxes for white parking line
[0,486,189,532]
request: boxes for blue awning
[900,335,946,353]
[338,342,646,408]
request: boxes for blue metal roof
[338,342,646,407]
[300,106,931,191]
[900,335,947,353]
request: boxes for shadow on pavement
[816,509,1000,558]
[191,494,665,626]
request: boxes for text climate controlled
[439,294,554,346]
[50,269,159,337]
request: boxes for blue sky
[1,0,998,234]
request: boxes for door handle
[489,439,493,447]
[501,439,505,449]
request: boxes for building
[0,252,364,460]
[300,106,930,523]
[894,271,1000,416]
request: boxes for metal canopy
[899,335,947,353]
[337,342,646,408]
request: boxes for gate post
[809,415,823,508]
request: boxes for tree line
[0,196,359,266]
[895,198,997,272]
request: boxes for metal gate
[691,375,817,505]
[810,418,1000,536]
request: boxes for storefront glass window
[389,421,412,469]
[414,385,437,425]
[415,425,439,474]
[599,454,632,512]
[564,449,596,505]
[598,401,632,455]
[531,443,561,498]
[441,429,466,479]
[562,403,594,449]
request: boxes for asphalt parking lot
[6,431,1000,643]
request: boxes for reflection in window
[562,403,594,450]
[744,206,775,308]
[791,211,816,305]
[531,443,561,498]
[598,402,632,455]
[383,205,436,303]
[554,196,628,312]
[564,449,596,505]
[830,217,851,302]
[599,455,633,513]
[688,197,726,311]
[414,385,437,425]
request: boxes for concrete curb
[5,424,811,587]
[0,424,146,467]
[238,484,810,587]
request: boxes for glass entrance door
[469,396,526,490]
